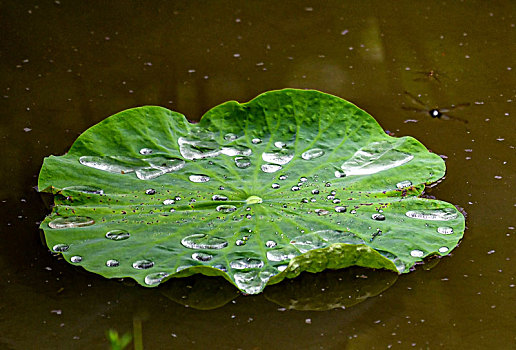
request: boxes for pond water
[1,1,514,349]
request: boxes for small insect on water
[402,91,470,123]
[413,69,445,83]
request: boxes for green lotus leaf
[38,89,465,294]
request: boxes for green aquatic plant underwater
[38,89,465,294]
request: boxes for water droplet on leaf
[189,174,210,183]
[230,258,264,270]
[406,208,458,221]
[144,272,168,285]
[216,205,237,213]
[396,180,412,189]
[52,244,69,252]
[48,216,95,229]
[181,234,228,250]
[301,148,325,160]
[371,213,385,221]
[437,227,454,234]
[192,252,213,262]
[234,156,251,169]
[261,164,282,173]
[410,250,424,258]
[105,229,130,241]
[340,141,414,176]
[132,260,154,269]
[62,185,104,195]
[266,240,277,248]
[106,259,120,267]
[224,133,238,141]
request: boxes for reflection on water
[264,267,398,311]
[158,267,397,311]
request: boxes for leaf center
[245,195,263,205]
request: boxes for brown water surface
[1,1,515,349]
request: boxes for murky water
[1,1,514,349]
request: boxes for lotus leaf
[38,89,465,294]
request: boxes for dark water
[1,1,514,349]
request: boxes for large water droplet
[234,156,251,169]
[181,234,228,250]
[70,255,82,263]
[396,180,412,189]
[233,270,271,294]
[261,164,282,173]
[189,174,210,183]
[410,249,424,258]
[105,229,130,241]
[274,141,286,148]
[80,155,185,180]
[145,188,156,195]
[79,155,137,174]
[251,138,262,144]
[62,185,104,195]
[406,208,458,221]
[48,216,95,229]
[301,148,324,160]
[178,134,220,160]
[139,148,153,155]
[314,230,365,245]
[271,183,280,189]
[52,244,69,252]
[267,246,299,262]
[106,259,120,267]
[340,141,414,176]
[216,205,237,213]
[132,260,154,269]
[291,186,300,191]
[221,145,252,157]
[212,194,228,201]
[192,252,213,262]
[136,157,186,180]
[371,213,385,221]
[163,199,175,205]
[230,258,264,270]
[437,226,454,235]
[144,272,168,286]
[279,175,288,180]
[439,247,449,253]
[311,189,319,194]
[262,151,294,165]
[290,233,327,253]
